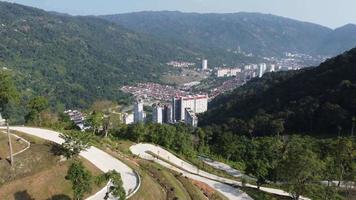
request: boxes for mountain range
[101,11,356,57]
[1,1,356,110]
[0,2,198,108]
[201,48,356,137]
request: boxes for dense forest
[0,2,251,110]
[201,48,356,137]
[102,11,356,57]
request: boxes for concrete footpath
[130,143,310,200]
[2,126,140,200]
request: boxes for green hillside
[201,48,356,137]
[0,2,203,108]
[102,11,356,57]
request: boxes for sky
[3,0,356,28]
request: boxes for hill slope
[0,2,203,108]
[101,11,356,57]
[316,24,356,55]
[201,48,356,137]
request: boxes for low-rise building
[64,110,85,130]
[216,67,241,77]
[123,113,134,125]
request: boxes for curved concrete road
[130,143,310,200]
[2,127,139,200]
[130,143,252,200]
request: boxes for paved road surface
[130,143,310,200]
[199,156,243,177]
[2,127,139,200]
[130,143,252,200]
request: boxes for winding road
[1,126,140,200]
[130,143,310,200]
[130,143,252,200]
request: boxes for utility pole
[7,121,14,166]
[351,117,355,137]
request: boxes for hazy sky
[3,0,356,28]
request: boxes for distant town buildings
[167,61,195,68]
[121,83,189,103]
[134,100,146,123]
[216,67,242,77]
[64,110,85,130]
[172,94,208,123]
[184,108,198,127]
[202,59,208,70]
[0,113,6,126]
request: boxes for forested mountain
[101,11,356,57]
[0,2,196,108]
[0,2,232,109]
[201,48,356,137]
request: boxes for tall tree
[245,137,283,189]
[66,161,92,200]
[87,111,104,134]
[0,71,19,119]
[277,136,324,200]
[25,96,49,126]
[104,170,126,200]
[60,131,91,159]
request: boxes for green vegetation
[111,122,355,200]
[66,161,93,200]
[0,1,211,110]
[25,96,49,126]
[0,71,19,120]
[139,161,192,200]
[59,131,91,159]
[174,174,207,200]
[202,47,356,137]
[102,170,126,200]
[241,187,291,200]
[0,132,104,200]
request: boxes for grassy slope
[0,132,28,160]
[0,131,103,199]
[139,160,191,200]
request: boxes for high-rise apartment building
[152,104,163,124]
[202,59,208,70]
[134,100,145,123]
[172,95,208,122]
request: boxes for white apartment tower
[134,100,145,123]
[172,94,208,122]
[152,104,163,124]
[258,63,267,78]
[202,59,208,70]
